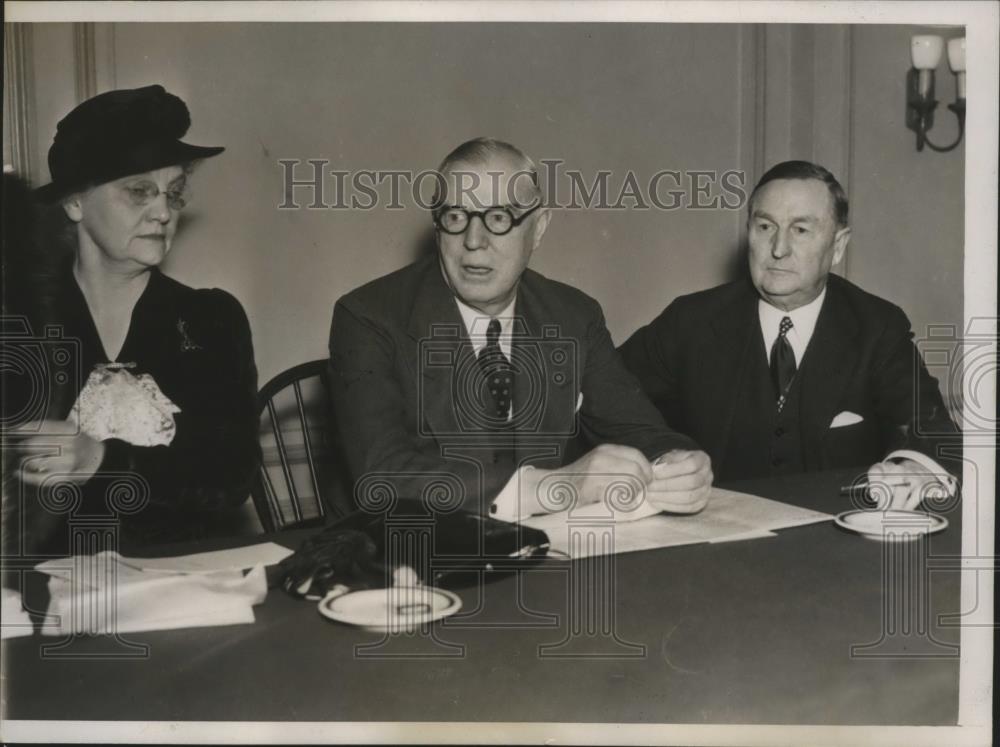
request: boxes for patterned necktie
[770,316,796,412]
[478,318,513,422]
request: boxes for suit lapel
[510,274,576,452]
[797,282,860,470]
[406,260,472,438]
[703,283,761,470]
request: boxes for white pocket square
[830,411,864,428]
[575,392,584,413]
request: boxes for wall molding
[810,25,854,279]
[744,24,855,277]
[3,24,36,180]
[737,24,765,252]
[93,23,117,93]
[73,23,98,102]
[73,22,117,101]
[842,26,856,280]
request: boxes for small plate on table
[318,586,462,632]
[834,509,948,541]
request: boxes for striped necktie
[770,316,796,412]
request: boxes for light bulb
[947,38,967,99]
[947,37,966,72]
[911,35,944,70]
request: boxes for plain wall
[15,23,965,399]
[21,23,750,383]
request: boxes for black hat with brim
[35,85,224,203]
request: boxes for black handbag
[276,500,550,598]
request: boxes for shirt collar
[758,286,827,363]
[454,295,517,357]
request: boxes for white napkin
[71,365,181,446]
[1,587,35,639]
[38,552,266,636]
[35,544,293,578]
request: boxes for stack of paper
[35,542,293,636]
[1,587,35,639]
[522,488,832,559]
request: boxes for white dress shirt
[455,295,516,422]
[454,295,530,520]
[454,296,516,360]
[758,287,826,366]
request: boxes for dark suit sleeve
[100,291,260,512]
[579,300,697,459]
[869,304,961,475]
[328,300,500,512]
[617,301,684,426]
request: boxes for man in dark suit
[619,160,959,510]
[329,137,712,520]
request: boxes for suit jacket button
[774,426,785,437]
[772,457,785,467]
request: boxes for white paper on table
[709,529,777,543]
[35,551,146,586]
[522,487,832,559]
[1,587,35,638]
[548,497,662,523]
[35,542,293,578]
[120,542,294,574]
[706,488,833,531]
[40,563,267,636]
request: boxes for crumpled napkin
[37,551,266,635]
[71,365,181,447]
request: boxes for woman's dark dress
[32,266,261,553]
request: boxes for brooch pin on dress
[177,319,203,351]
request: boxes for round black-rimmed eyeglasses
[434,203,541,236]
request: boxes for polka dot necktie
[478,318,513,422]
[770,316,796,412]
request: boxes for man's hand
[520,443,653,516]
[866,458,951,511]
[15,420,105,486]
[647,449,713,514]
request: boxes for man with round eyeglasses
[434,202,542,237]
[329,137,713,521]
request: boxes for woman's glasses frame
[121,179,189,210]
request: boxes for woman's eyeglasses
[122,180,188,210]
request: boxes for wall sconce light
[906,35,966,152]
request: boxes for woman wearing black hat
[12,85,261,551]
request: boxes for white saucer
[318,586,462,632]
[834,509,948,541]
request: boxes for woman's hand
[15,420,105,486]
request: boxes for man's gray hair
[433,137,541,208]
